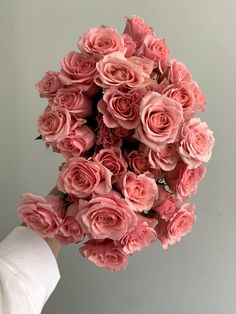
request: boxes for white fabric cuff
[0,226,60,312]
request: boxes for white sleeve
[0,226,60,314]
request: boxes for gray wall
[0,1,235,313]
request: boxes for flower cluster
[18,15,215,271]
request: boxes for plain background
[0,0,235,313]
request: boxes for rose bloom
[77,190,137,240]
[78,27,125,55]
[152,186,179,221]
[93,147,127,184]
[125,150,152,174]
[56,203,84,245]
[165,161,206,202]
[98,87,145,129]
[95,115,122,148]
[125,149,163,179]
[156,203,196,249]
[134,92,183,151]
[80,239,128,271]
[116,214,157,254]
[35,71,62,98]
[138,35,169,64]
[123,15,155,48]
[122,33,137,57]
[128,56,154,75]
[59,51,100,96]
[148,143,179,171]
[38,106,71,142]
[95,52,148,88]
[169,58,192,84]
[57,156,112,198]
[178,118,215,169]
[165,81,196,120]
[56,125,95,159]
[122,172,159,212]
[17,193,65,238]
[50,88,92,117]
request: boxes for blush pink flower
[95,115,122,148]
[57,156,112,198]
[35,71,62,98]
[166,161,206,202]
[148,143,179,171]
[93,147,127,184]
[38,106,71,142]
[138,35,169,64]
[122,33,137,57]
[169,58,192,84]
[128,56,154,75]
[56,203,84,245]
[178,118,215,169]
[78,27,125,55]
[50,88,92,117]
[77,190,137,240]
[17,193,65,238]
[95,52,148,88]
[97,87,145,129]
[122,172,159,212]
[152,187,179,221]
[56,125,95,159]
[123,15,155,48]
[59,51,100,96]
[80,239,128,271]
[134,92,183,151]
[166,203,196,246]
[116,215,157,254]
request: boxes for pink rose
[153,187,179,221]
[78,190,137,240]
[178,118,215,169]
[78,27,125,55]
[122,33,136,57]
[167,203,196,245]
[59,51,100,96]
[128,56,154,75]
[190,80,206,112]
[98,87,145,129]
[138,35,169,64]
[165,161,206,202]
[156,203,196,249]
[57,156,112,198]
[50,88,92,117]
[165,81,196,120]
[125,150,152,174]
[93,147,127,184]
[165,80,206,119]
[80,239,128,271]
[122,172,159,212]
[148,143,179,171]
[95,52,148,88]
[17,193,65,238]
[116,215,157,254]
[125,149,163,179]
[95,115,122,148]
[38,106,71,142]
[134,92,183,151]
[123,15,155,48]
[56,125,95,159]
[169,58,192,84]
[56,203,84,245]
[35,71,62,98]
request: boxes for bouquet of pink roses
[17,15,215,271]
